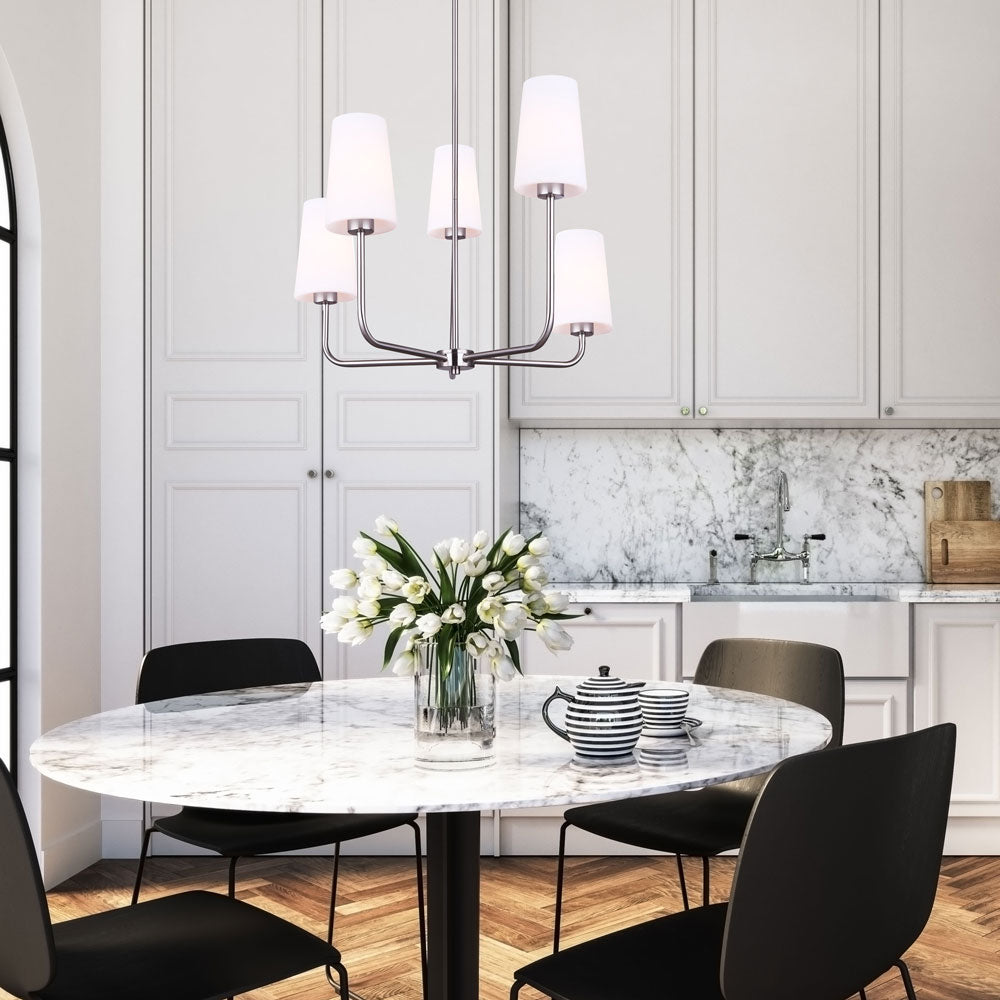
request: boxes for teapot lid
[577,664,630,693]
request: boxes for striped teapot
[541,665,644,761]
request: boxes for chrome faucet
[735,469,825,584]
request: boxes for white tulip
[382,569,407,592]
[362,555,388,577]
[466,631,490,657]
[433,539,453,566]
[476,595,505,624]
[441,603,466,624]
[449,537,471,564]
[543,590,570,613]
[401,576,430,604]
[484,641,517,681]
[415,613,443,638]
[374,514,399,537]
[329,568,358,591]
[463,553,488,577]
[320,612,348,634]
[495,603,528,640]
[482,571,506,593]
[536,618,573,652]
[392,650,417,676]
[528,536,552,557]
[338,619,373,646]
[472,530,491,550]
[501,533,527,557]
[521,565,549,592]
[389,602,418,627]
[357,575,382,600]
[516,553,539,572]
[332,595,359,618]
[525,592,548,617]
[352,537,378,558]
[357,598,381,619]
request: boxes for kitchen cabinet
[510,0,880,424]
[880,0,1000,421]
[913,604,1000,854]
[146,0,498,675]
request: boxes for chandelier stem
[448,0,460,375]
[320,304,440,367]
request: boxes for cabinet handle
[883,406,895,416]
[324,469,335,479]
[698,406,708,416]
[307,469,318,479]
[583,606,593,615]
[680,406,691,416]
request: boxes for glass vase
[414,640,495,768]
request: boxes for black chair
[0,757,351,1000]
[130,637,426,995]
[514,723,957,1000]
[554,637,845,950]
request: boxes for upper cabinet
[879,0,1000,421]
[512,0,1000,426]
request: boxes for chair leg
[407,820,428,1000]
[326,842,342,947]
[895,960,918,1000]
[702,855,710,906]
[675,854,690,911]
[131,827,155,905]
[325,960,351,999]
[227,855,239,897]
[553,821,571,952]
[858,989,868,999]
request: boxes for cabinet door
[880,1,1000,419]
[321,0,496,679]
[509,0,694,423]
[693,0,879,421]
[147,0,326,657]
[843,680,909,745]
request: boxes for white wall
[0,0,103,885]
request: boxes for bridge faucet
[734,469,825,584]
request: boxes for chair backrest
[721,724,956,1000]
[136,637,321,704]
[0,759,55,998]
[694,637,845,748]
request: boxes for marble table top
[30,677,832,815]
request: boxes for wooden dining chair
[553,637,845,950]
[515,723,957,1000]
[0,757,352,1000]
[130,637,426,997]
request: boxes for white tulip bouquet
[321,517,577,685]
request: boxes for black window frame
[0,112,16,782]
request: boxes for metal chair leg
[702,855,710,906]
[326,842,342,947]
[227,855,239,897]
[859,989,868,999]
[553,820,571,952]
[407,820,428,1000]
[895,960,918,1000]
[131,827,155,905]
[675,854,690,910]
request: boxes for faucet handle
[806,533,826,541]
[734,533,753,542]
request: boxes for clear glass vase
[414,640,496,768]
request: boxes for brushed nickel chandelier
[294,0,611,379]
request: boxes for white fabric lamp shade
[325,113,397,235]
[426,144,483,238]
[294,198,357,302]
[513,75,587,198]
[553,229,612,334]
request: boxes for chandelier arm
[464,193,557,363]
[473,332,588,369]
[354,232,446,361]
[321,304,440,368]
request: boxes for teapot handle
[541,687,573,742]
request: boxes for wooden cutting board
[929,520,1000,583]
[924,481,992,581]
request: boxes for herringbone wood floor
[23,854,1000,999]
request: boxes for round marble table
[31,675,831,1000]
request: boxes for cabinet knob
[307,469,318,479]
[583,606,593,615]
[324,469,335,479]
[884,406,895,416]
[698,406,708,416]
[680,406,691,416]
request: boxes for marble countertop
[560,582,1000,603]
[30,677,830,815]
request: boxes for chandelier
[293,0,612,379]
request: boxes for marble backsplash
[520,428,1000,584]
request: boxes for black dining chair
[130,637,426,996]
[553,637,845,950]
[0,757,352,1000]
[514,723,957,1000]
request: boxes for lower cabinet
[913,604,1000,855]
